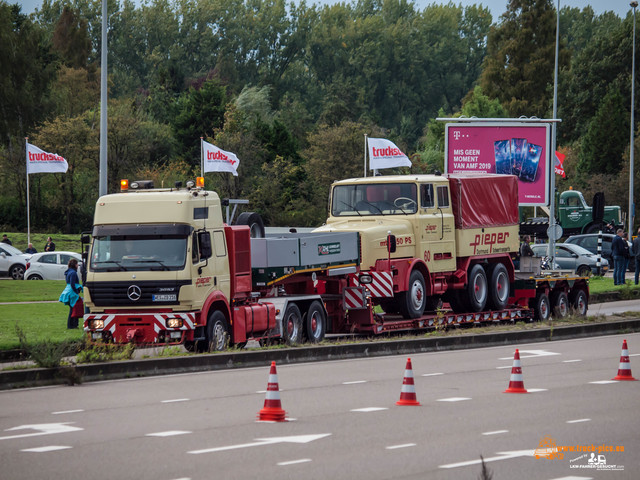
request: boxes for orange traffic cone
[612,339,637,381]
[257,361,287,421]
[396,358,420,406]
[504,349,528,393]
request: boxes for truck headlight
[90,319,104,329]
[167,318,183,328]
[359,274,372,284]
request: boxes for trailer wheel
[463,264,488,312]
[552,291,569,319]
[487,263,509,310]
[571,290,588,316]
[283,303,303,345]
[207,311,229,351]
[235,212,265,238]
[533,293,551,321]
[305,301,326,343]
[398,270,426,319]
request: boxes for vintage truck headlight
[167,318,183,328]
[90,319,104,329]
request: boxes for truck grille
[86,280,191,307]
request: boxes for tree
[52,6,91,69]
[480,0,563,117]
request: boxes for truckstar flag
[26,143,68,174]
[368,137,411,170]
[202,140,239,176]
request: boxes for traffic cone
[257,361,287,421]
[612,339,637,381]
[504,349,528,393]
[396,358,420,406]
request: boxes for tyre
[576,265,591,277]
[27,274,43,280]
[552,291,569,319]
[10,264,25,280]
[235,212,265,238]
[571,290,588,316]
[398,270,427,319]
[305,301,326,343]
[184,341,195,352]
[283,303,303,345]
[487,263,509,310]
[462,264,488,312]
[533,293,551,321]
[585,223,603,234]
[207,310,229,351]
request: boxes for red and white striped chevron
[343,287,367,310]
[351,271,394,298]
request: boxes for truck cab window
[420,184,434,208]
[437,186,449,207]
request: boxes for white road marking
[630,353,640,357]
[52,409,84,415]
[482,430,508,435]
[188,434,331,455]
[421,373,444,377]
[496,365,513,369]
[21,446,72,453]
[0,423,83,441]
[161,398,190,403]
[589,380,618,384]
[440,449,536,468]
[566,419,591,424]
[499,350,560,360]
[437,397,471,402]
[342,380,367,384]
[146,431,191,437]
[527,388,548,393]
[351,407,388,412]
[386,443,416,450]
[548,477,593,480]
[277,458,312,466]
[563,359,582,363]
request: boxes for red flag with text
[555,151,566,178]
[26,143,68,174]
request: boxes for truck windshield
[90,235,187,272]
[331,183,418,216]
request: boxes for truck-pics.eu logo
[535,436,625,472]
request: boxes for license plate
[169,331,182,339]
[153,294,177,302]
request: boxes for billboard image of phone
[520,143,543,182]
[494,140,511,174]
[511,138,527,176]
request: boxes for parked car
[0,244,30,280]
[564,233,634,272]
[24,251,83,280]
[531,243,609,276]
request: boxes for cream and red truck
[82,174,588,350]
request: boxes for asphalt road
[0,333,638,480]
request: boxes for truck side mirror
[198,231,212,259]
[387,234,397,254]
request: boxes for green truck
[520,190,622,239]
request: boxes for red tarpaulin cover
[447,174,519,229]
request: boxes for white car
[25,251,83,280]
[0,244,30,280]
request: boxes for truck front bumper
[84,312,198,344]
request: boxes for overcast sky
[14,0,634,21]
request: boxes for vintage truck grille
[85,280,191,307]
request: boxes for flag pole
[25,138,31,245]
[200,137,204,178]
[364,134,368,177]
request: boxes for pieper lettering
[469,232,510,254]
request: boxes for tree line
[0,0,637,233]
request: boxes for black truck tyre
[571,290,588,316]
[487,263,510,311]
[207,310,230,351]
[398,270,427,319]
[235,212,265,238]
[283,303,303,345]
[463,264,488,312]
[552,291,569,319]
[533,292,551,321]
[305,301,326,343]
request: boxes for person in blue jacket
[59,258,82,329]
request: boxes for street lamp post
[630,1,638,235]
[548,0,560,262]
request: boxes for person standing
[58,258,82,329]
[520,235,534,257]
[1,234,12,245]
[44,236,56,252]
[634,227,640,285]
[612,229,627,286]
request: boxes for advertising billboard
[444,123,551,206]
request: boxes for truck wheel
[585,223,603,234]
[533,293,550,321]
[463,264,488,312]
[305,301,326,343]
[235,212,265,238]
[487,263,509,310]
[552,291,569,319]
[207,311,229,351]
[283,303,303,345]
[398,270,426,319]
[571,290,588,316]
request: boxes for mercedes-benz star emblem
[127,285,141,301]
